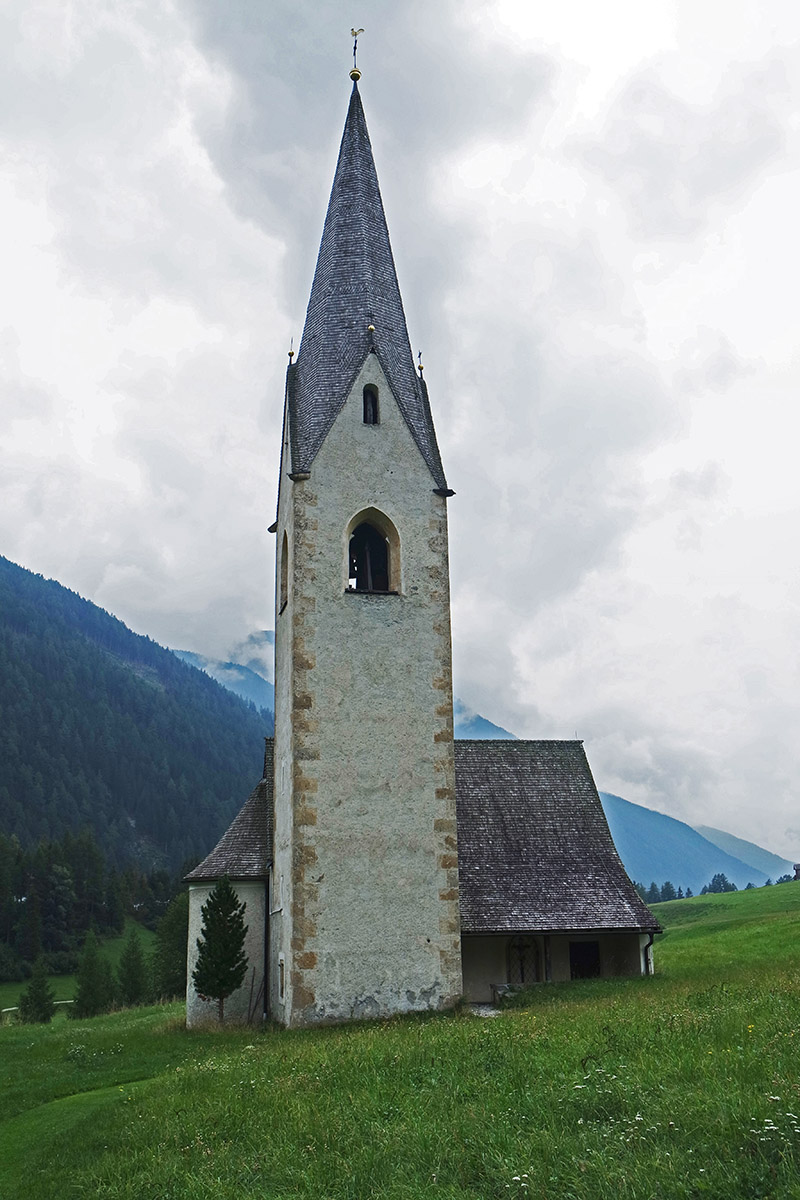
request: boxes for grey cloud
[677,328,758,395]
[0,329,52,427]
[577,57,788,239]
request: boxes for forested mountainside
[0,557,270,870]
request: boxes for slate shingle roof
[455,740,660,934]
[185,742,273,883]
[289,83,448,491]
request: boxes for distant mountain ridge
[173,650,275,714]
[693,825,794,881]
[599,792,777,894]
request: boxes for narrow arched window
[348,522,389,592]
[363,386,379,425]
[279,531,288,613]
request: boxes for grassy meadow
[1,884,798,1199]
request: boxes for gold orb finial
[350,67,361,81]
[367,324,375,332]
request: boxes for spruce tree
[117,926,148,1007]
[153,891,189,999]
[18,957,56,1023]
[71,931,115,1018]
[192,877,248,1023]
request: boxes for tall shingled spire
[288,81,448,491]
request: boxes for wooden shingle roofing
[454,740,660,934]
[185,742,273,883]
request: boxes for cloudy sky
[2,0,799,859]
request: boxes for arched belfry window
[345,508,400,594]
[349,523,388,591]
[363,385,379,425]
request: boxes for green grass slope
[1,884,798,1200]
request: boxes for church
[186,70,658,1028]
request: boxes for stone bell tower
[268,73,462,1026]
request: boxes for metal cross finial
[350,28,364,79]
[288,336,294,362]
[417,349,424,375]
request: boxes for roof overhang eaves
[460,922,661,936]
[185,868,271,885]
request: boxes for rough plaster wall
[270,394,295,1021]
[274,354,462,1026]
[186,881,267,1026]
[461,936,509,1002]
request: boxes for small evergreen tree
[18,957,55,1023]
[117,926,148,1007]
[703,873,737,894]
[677,887,684,899]
[660,881,677,902]
[192,877,248,1023]
[71,931,115,1018]
[685,887,693,898]
[646,881,661,904]
[153,891,189,999]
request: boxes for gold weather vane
[350,28,364,80]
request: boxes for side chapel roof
[185,741,273,883]
[287,82,448,491]
[455,740,660,934]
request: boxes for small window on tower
[363,386,379,425]
[279,531,288,614]
[278,532,287,609]
[348,522,390,591]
